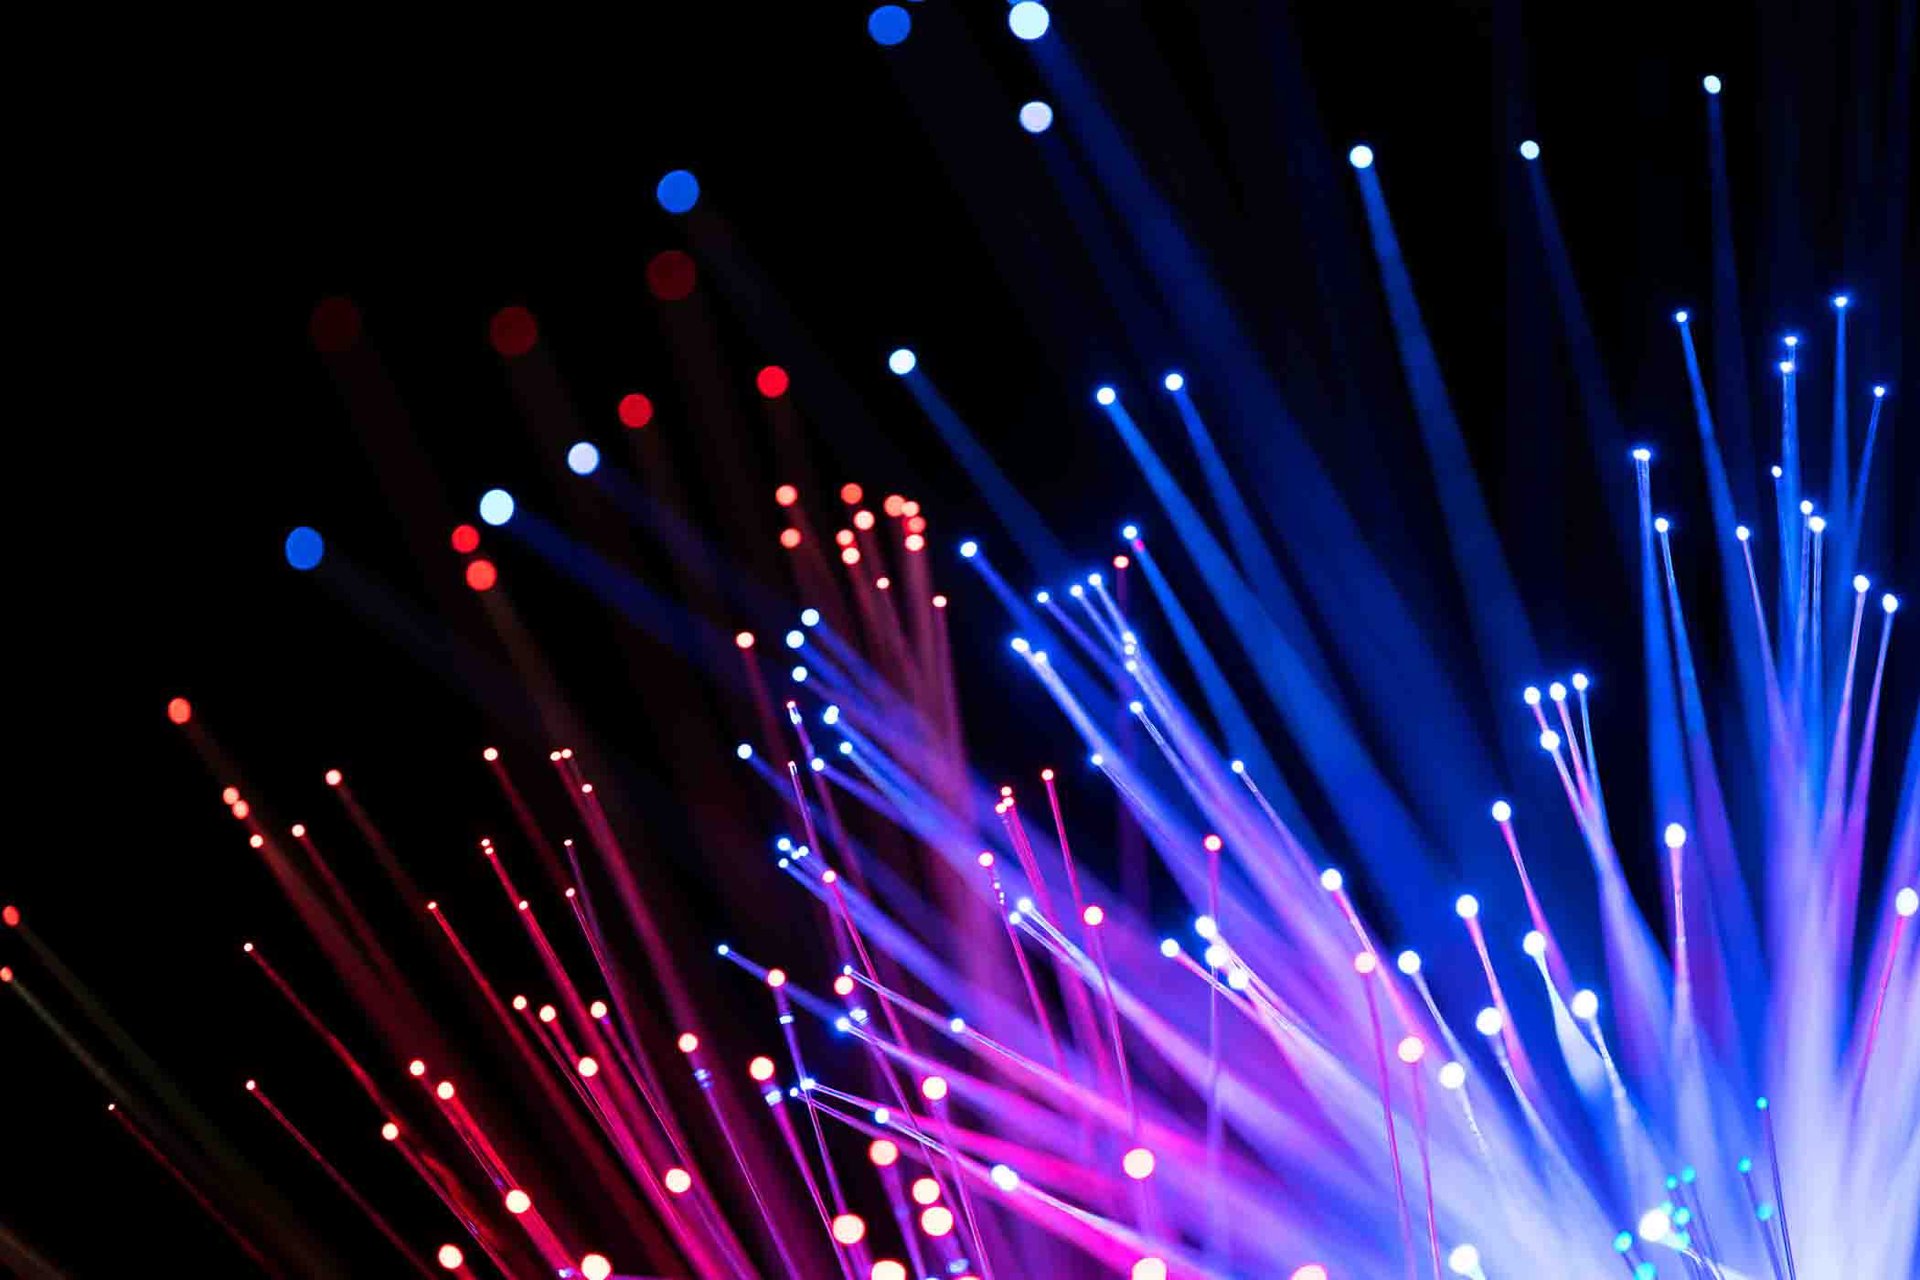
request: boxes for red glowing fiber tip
[167,697,193,725]
[756,365,791,398]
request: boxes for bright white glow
[566,441,600,475]
[1034,590,1050,604]
[1448,1244,1482,1275]
[1523,685,1542,706]
[1163,372,1185,392]
[1349,144,1375,169]
[1397,1035,1426,1064]
[1779,361,1795,374]
[1736,525,1751,542]
[1159,937,1180,957]
[1226,966,1250,991]
[821,704,840,724]
[1771,465,1784,478]
[960,540,979,558]
[1491,800,1512,823]
[888,348,917,375]
[990,1163,1021,1191]
[1639,1208,1673,1242]
[1632,445,1653,461]
[1008,2,1050,40]
[735,743,752,760]
[1475,1007,1503,1036]
[1019,101,1054,133]
[1784,333,1799,348]
[1320,868,1344,892]
[1873,385,1886,397]
[1808,515,1826,533]
[479,488,516,526]
[1672,311,1688,325]
[1121,523,1139,540]
[801,607,821,626]
[1896,887,1918,917]
[1519,140,1539,160]
[1455,894,1480,920]
[1095,385,1117,406]
[1522,931,1547,958]
[1539,729,1562,752]
[1703,75,1722,95]
[1653,517,1670,534]
[1572,672,1589,691]
[1833,294,1850,309]
[1884,594,1900,614]
[1855,574,1871,593]
[1571,989,1599,1019]
[1438,1061,1467,1090]
[1549,681,1567,702]
[1664,823,1687,850]
[1205,942,1229,969]
[1230,758,1246,774]
[785,629,805,649]
[1397,950,1421,975]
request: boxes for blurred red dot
[309,297,362,353]
[906,515,927,534]
[231,800,251,820]
[840,483,863,504]
[756,365,790,398]
[451,525,480,554]
[2,905,19,928]
[618,393,655,428]
[883,494,905,517]
[0,966,11,983]
[466,559,498,592]
[647,251,697,301]
[775,484,799,507]
[780,528,802,549]
[167,696,193,725]
[489,306,539,357]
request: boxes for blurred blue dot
[656,170,700,214]
[284,526,325,571]
[479,489,516,526]
[567,442,601,475]
[868,5,911,45]
[1008,2,1050,39]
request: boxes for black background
[10,1,1914,1273]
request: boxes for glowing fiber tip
[1895,888,1918,917]
[1319,868,1344,892]
[1736,525,1751,542]
[1571,989,1599,1019]
[1397,1036,1426,1064]
[1703,74,1723,94]
[1448,1244,1482,1274]
[1885,594,1901,614]
[1833,294,1850,309]
[868,5,911,46]
[1008,2,1050,40]
[1653,517,1670,534]
[1639,1208,1673,1241]
[1095,385,1117,406]
[1873,384,1886,397]
[479,488,515,526]
[655,169,699,213]
[1438,1062,1467,1090]
[1456,894,1480,919]
[1397,950,1421,975]
[1491,800,1512,823]
[1664,823,1687,850]
[1519,139,1540,160]
[1522,931,1547,958]
[1349,144,1375,169]
[887,347,917,375]
[1475,1007,1503,1035]
[1162,371,1185,391]
[1019,101,1053,133]
[1855,574,1871,593]
[1632,445,1653,461]
[567,441,601,475]
[959,539,979,559]
[284,526,324,571]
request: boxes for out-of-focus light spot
[309,296,362,352]
[774,484,799,507]
[1884,593,1900,614]
[1349,144,1375,169]
[438,1244,464,1269]
[911,1176,941,1205]
[1122,1147,1155,1179]
[466,559,498,592]
[832,1213,867,1245]
[677,1032,700,1053]
[1895,887,1918,916]
[868,5,911,45]
[1438,1061,1467,1089]
[871,1262,907,1280]
[284,526,325,570]
[1446,1245,1481,1275]
[990,1163,1020,1191]
[920,1205,955,1237]
[1456,894,1480,919]
[588,1000,608,1019]
[577,1056,599,1078]
[735,631,756,650]
[1703,74,1722,94]
[887,346,917,375]
[505,1189,531,1215]
[1008,2,1050,39]
[749,1056,776,1082]
[489,306,538,357]
[840,548,860,566]
[1162,371,1184,391]
[840,482,864,504]
[756,365,791,398]
[920,1075,948,1101]
[1094,385,1117,406]
[618,392,654,428]
[1397,1036,1426,1064]
[1319,868,1344,892]
[326,768,343,787]
[869,1138,900,1166]
[1475,1007,1503,1036]
[1519,139,1540,159]
[779,528,803,549]
[647,250,697,300]
[1019,100,1053,133]
[1291,1267,1330,1280]
[435,1081,455,1100]
[248,833,265,848]
[451,524,480,553]
[380,1120,400,1141]
[1639,1208,1672,1241]
[479,489,515,526]
[656,169,700,213]
[231,799,252,820]
[1571,989,1599,1019]
[767,968,787,988]
[1132,1260,1168,1280]
[1491,800,1512,822]
[663,1167,692,1194]
[580,1255,612,1280]
[567,441,601,475]
[1397,949,1421,975]
[167,697,193,725]
[959,539,979,558]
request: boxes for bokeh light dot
[284,526,325,571]
[479,489,516,526]
[656,169,700,214]
[567,441,601,475]
[438,1244,464,1269]
[920,1205,955,1237]
[1019,101,1054,133]
[647,250,698,300]
[618,392,654,428]
[832,1213,867,1245]
[451,524,480,553]
[757,365,791,398]
[1009,2,1051,40]
[664,1167,692,1194]
[466,559,499,592]
[167,697,193,725]
[489,306,538,357]
[868,5,911,45]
